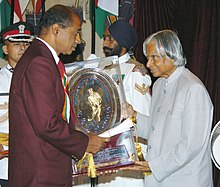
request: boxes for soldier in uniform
[103,19,151,150]
[0,21,34,187]
[72,19,151,187]
[100,19,152,187]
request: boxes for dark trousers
[0,179,8,187]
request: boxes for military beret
[0,21,34,43]
[108,19,138,49]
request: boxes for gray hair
[143,30,186,66]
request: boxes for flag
[0,0,11,59]
[7,0,22,21]
[35,0,46,15]
[90,0,118,38]
[7,0,30,22]
[0,0,11,31]
[98,0,118,16]
[0,0,29,59]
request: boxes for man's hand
[86,133,110,154]
[128,60,149,76]
[120,161,151,172]
[121,102,137,120]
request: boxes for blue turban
[108,19,138,49]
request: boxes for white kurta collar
[166,66,185,85]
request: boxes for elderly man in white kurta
[0,21,34,187]
[139,30,213,187]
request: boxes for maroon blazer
[8,39,88,187]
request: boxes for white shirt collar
[6,64,14,73]
[6,64,13,70]
[36,37,60,64]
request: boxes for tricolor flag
[0,0,29,59]
[7,0,29,22]
[91,0,118,38]
[98,0,118,16]
[0,0,10,31]
[33,0,45,15]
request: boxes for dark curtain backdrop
[133,0,220,186]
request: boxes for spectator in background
[100,19,152,187]
[102,18,151,153]
[0,21,34,187]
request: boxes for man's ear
[2,45,8,55]
[52,24,60,35]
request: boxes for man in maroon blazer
[8,5,107,187]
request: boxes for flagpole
[10,0,15,24]
[91,0,95,54]
[41,0,45,17]
[90,5,98,185]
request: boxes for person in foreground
[122,30,213,187]
[0,21,34,187]
[8,5,107,187]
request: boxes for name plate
[74,131,136,175]
[94,145,130,168]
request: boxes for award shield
[66,56,137,176]
[68,68,121,134]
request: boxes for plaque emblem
[69,68,121,134]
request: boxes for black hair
[39,4,81,34]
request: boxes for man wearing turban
[98,19,152,187]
